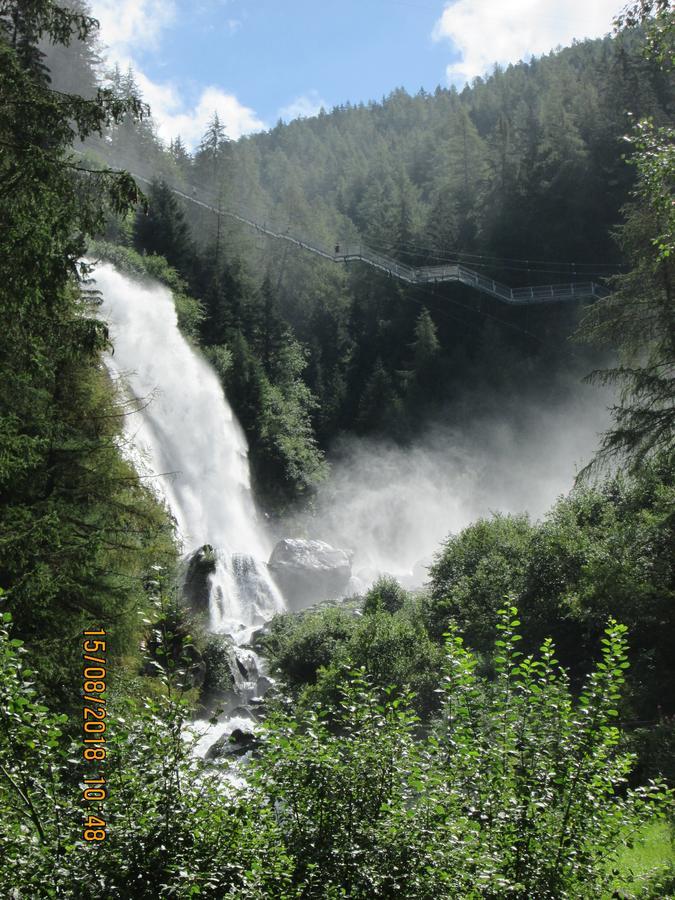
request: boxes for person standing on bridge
[335,242,341,255]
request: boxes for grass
[608,820,675,898]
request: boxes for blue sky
[89,0,619,147]
[157,1,454,114]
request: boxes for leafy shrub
[200,633,235,708]
[254,607,672,898]
[260,606,357,686]
[263,598,445,717]
[308,606,445,718]
[426,513,534,645]
[362,575,409,614]
[0,604,671,897]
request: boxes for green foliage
[355,357,405,434]
[254,608,671,898]
[0,602,293,899]
[333,606,444,717]
[253,671,422,896]
[427,513,534,645]
[0,4,177,705]
[263,598,447,718]
[199,633,234,708]
[362,575,408,614]
[203,343,233,381]
[133,178,195,275]
[1,595,671,897]
[224,328,328,509]
[419,611,670,897]
[0,608,72,894]
[426,459,675,723]
[0,339,177,707]
[260,606,357,687]
[410,307,440,378]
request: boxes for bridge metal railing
[76,141,605,305]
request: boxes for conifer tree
[412,307,440,370]
[578,0,674,472]
[0,0,166,702]
[133,178,194,275]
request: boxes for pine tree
[578,2,674,472]
[133,178,194,275]
[198,111,227,160]
[194,112,229,190]
[169,136,192,176]
[356,359,401,432]
[411,307,440,370]
[0,0,164,702]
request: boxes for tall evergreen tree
[133,178,194,275]
[578,2,674,472]
[0,0,169,702]
[38,0,100,98]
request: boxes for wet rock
[235,656,248,679]
[255,675,274,694]
[182,544,217,612]
[200,634,235,709]
[268,538,352,610]
[205,726,257,760]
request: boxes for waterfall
[92,261,284,637]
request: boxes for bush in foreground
[0,605,671,897]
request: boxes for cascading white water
[92,262,284,637]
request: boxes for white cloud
[90,0,176,64]
[90,0,264,148]
[139,78,266,145]
[432,0,618,85]
[278,90,328,123]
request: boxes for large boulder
[182,544,217,612]
[268,538,352,610]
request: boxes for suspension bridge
[79,144,608,305]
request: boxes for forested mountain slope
[57,28,672,508]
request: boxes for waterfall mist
[93,262,283,634]
[289,388,611,586]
